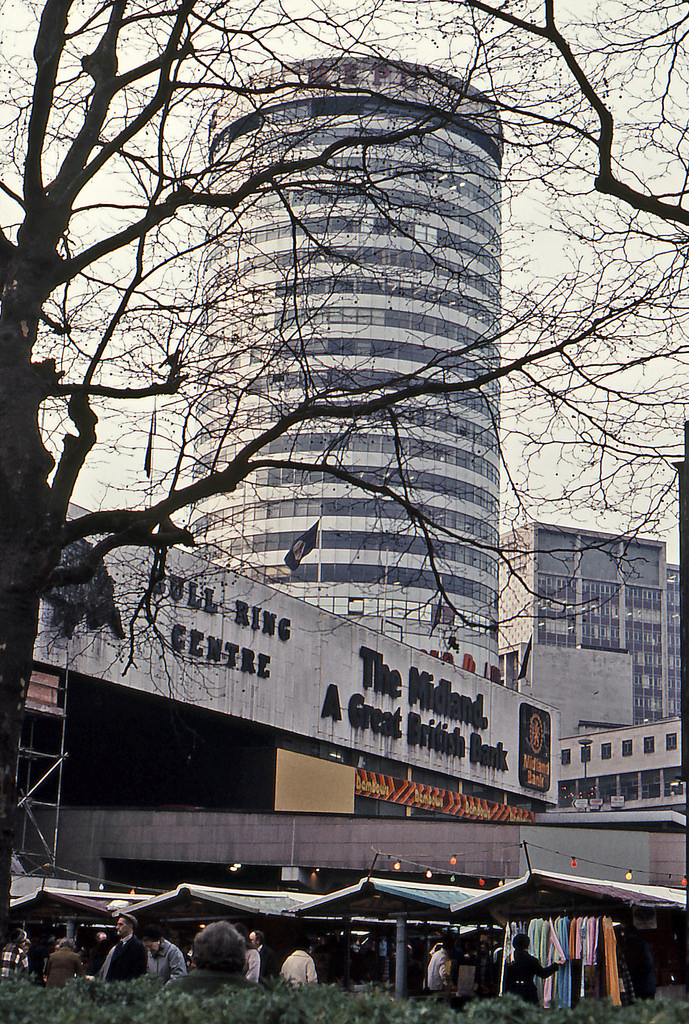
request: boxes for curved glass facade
[195,62,501,663]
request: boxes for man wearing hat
[141,925,187,984]
[100,914,147,981]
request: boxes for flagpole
[317,509,322,588]
[318,478,323,591]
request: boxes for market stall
[294,875,481,997]
[449,870,687,1004]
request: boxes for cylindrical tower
[194,60,501,666]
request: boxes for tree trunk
[0,307,61,939]
[0,590,42,939]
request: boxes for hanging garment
[499,923,515,996]
[542,918,567,1008]
[585,916,599,965]
[602,917,621,1006]
[569,918,578,960]
[533,918,549,1005]
[552,917,569,1003]
[577,918,587,998]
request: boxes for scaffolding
[14,666,68,876]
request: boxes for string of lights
[370,841,689,888]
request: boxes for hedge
[0,977,687,1024]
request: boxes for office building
[500,523,680,724]
[558,718,683,813]
[194,60,502,665]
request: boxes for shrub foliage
[0,978,687,1024]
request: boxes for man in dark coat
[100,914,147,981]
[624,927,656,1000]
[250,930,279,980]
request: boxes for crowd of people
[0,915,318,991]
[0,918,657,1004]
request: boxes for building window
[666,732,678,751]
[641,769,661,800]
[577,778,597,801]
[561,748,571,765]
[598,774,617,802]
[619,771,638,801]
[664,770,684,798]
[580,743,591,764]
[643,736,655,754]
[601,743,612,760]
[558,780,575,807]
[622,739,633,757]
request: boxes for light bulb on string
[683,876,688,887]
[450,855,457,866]
[393,861,401,872]
[426,869,433,879]
[625,869,633,881]
[478,878,485,886]
[571,857,577,868]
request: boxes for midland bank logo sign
[518,703,552,792]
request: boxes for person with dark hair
[99,914,147,981]
[624,926,656,1000]
[281,936,318,984]
[0,929,30,980]
[44,937,84,988]
[168,922,257,995]
[474,935,495,996]
[88,931,111,976]
[250,930,279,980]
[141,925,187,984]
[28,934,55,984]
[503,932,564,1005]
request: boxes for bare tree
[0,0,520,933]
[3,0,688,933]
[431,1,689,533]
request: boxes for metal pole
[52,666,70,865]
[394,915,407,1000]
[343,916,351,990]
[677,421,689,996]
[16,756,67,808]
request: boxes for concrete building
[19,539,687,894]
[558,718,683,813]
[500,523,679,724]
[21,539,556,891]
[194,60,502,666]
[500,643,634,738]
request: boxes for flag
[429,597,443,636]
[144,407,156,477]
[284,521,319,571]
[517,635,532,680]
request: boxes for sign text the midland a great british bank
[321,644,510,772]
